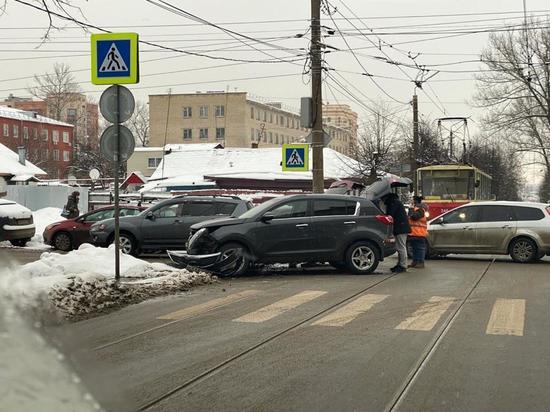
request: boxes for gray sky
[1,0,549,182]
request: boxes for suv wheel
[116,233,137,256]
[346,241,380,275]
[217,243,250,277]
[510,237,538,263]
[53,232,72,251]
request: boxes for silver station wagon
[428,201,550,262]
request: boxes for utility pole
[412,94,419,194]
[311,0,324,193]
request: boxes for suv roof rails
[172,194,242,200]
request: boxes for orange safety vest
[409,206,428,237]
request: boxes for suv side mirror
[261,213,275,223]
[146,211,155,221]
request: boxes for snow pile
[27,207,65,249]
[0,244,214,319]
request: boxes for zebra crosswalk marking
[395,296,455,331]
[158,290,259,321]
[312,294,389,327]
[234,290,327,323]
[486,298,526,336]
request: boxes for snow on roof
[144,146,359,191]
[133,146,164,152]
[0,143,47,177]
[0,105,74,127]
[164,143,224,152]
[10,174,40,182]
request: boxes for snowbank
[28,207,64,249]
[0,244,214,319]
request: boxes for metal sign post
[93,32,138,282]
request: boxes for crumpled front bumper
[167,250,242,274]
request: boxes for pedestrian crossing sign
[282,144,309,172]
[91,33,139,85]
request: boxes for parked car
[0,199,35,247]
[428,201,550,262]
[90,196,253,255]
[44,205,145,251]
[168,194,396,277]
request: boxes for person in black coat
[382,193,411,273]
[63,191,80,219]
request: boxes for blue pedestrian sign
[91,33,139,85]
[282,144,309,172]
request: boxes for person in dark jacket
[382,192,411,273]
[63,191,80,219]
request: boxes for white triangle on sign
[99,43,128,72]
[287,149,304,166]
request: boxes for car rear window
[513,206,544,221]
[215,202,238,215]
[313,200,357,216]
[478,205,514,222]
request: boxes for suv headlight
[188,228,207,250]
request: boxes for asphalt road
[21,250,547,412]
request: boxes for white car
[0,199,35,247]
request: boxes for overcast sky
[1,0,548,182]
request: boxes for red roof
[121,172,147,189]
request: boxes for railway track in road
[384,258,496,412]
[92,258,496,411]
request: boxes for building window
[148,157,162,168]
[67,108,77,123]
[42,129,49,141]
[251,128,254,141]
[63,150,70,162]
[199,106,209,118]
[52,130,59,144]
[42,149,49,159]
[269,112,273,123]
[280,115,284,126]
[13,125,18,138]
[262,132,267,143]
[275,133,279,144]
[182,107,192,118]
[269,132,273,143]
[250,107,254,119]
[256,129,261,141]
[62,131,70,143]
[53,149,59,161]
[183,128,192,140]
[262,111,267,122]
[256,110,260,121]
[286,117,289,128]
[3,124,8,137]
[199,128,208,139]
[216,127,225,140]
[215,105,225,117]
[33,128,38,139]
[23,126,29,140]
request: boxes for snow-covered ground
[0,207,63,250]
[0,244,213,318]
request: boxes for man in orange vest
[408,196,428,268]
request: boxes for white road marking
[395,296,455,331]
[486,298,526,337]
[158,290,260,321]
[233,290,327,323]
[312,294,389,327]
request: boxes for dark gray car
[90,196,252,255]
[168,194,396,276]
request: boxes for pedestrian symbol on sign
[282,144,309,172]
[287,149,304,166]
[100,43,128,72]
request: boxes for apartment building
[0,106,74,178]
[148,92,356,156]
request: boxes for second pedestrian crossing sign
[282,144,309,172]
[91,33,139,85]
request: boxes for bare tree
[127,101,150,147]
[28,62,82,121]
[474,24,550,173]
[349,105,405,183]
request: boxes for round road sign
[100,125,135,162]
[99,85,135,123]
[89,168,100,181]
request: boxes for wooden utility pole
[311,0,324,193]
[412,94,419,194]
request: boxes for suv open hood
[364,176,412,201]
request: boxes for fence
[6,186,89,212]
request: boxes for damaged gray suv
[168,194,396,276]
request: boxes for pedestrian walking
[382,193,411,273]
[62,191,80,219]
[408,196,428,269]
